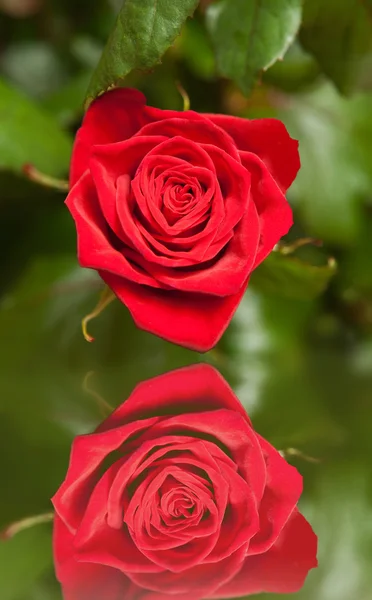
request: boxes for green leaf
[206,0,302,94]
[85,0,199,107]
[300,0,372,94]
[251,250,337,300]
[0,79,73,177]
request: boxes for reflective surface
[1,268,372,599]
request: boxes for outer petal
[100,272,249,352]
[97,364,253,432]
[248,434,302,555]
[52,416,160,531]
[209,510,318,598]
[54,516,139,600]
[134,117,240,162]
[248,435,303,555]
[70,88,148,186]
[65,172,159,288]
[55,515,208,600]
[240,151,293,267]
[129,544,247,598]
[205,114,300,193]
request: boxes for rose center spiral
[160,486,197,521]
[161,176,201,225]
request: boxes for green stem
[176,81,191,111]
[1,513,54,540]
[278,237,323,255]
[82,286,116,342]
[23,164,69,192]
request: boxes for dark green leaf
[206,0,302,94]
[85,0,199,107]
[0,79,73,177]
[300,0,372,94]
[251,250,337,299]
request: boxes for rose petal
[209,510,317,598]
[115,137,221,254]
[65,172,160,288]
[128,544,247,597]
[139,200,259,296]
[202,461,259,563]
[54,516,138,600]
[129,173,225,267]
[73,465,163,574]
[126,466,221,571]
[107,437,227,530]
[135,117,241,163]
[133,159,221,240]
[99,271,249,351]
[89,136,165,242]
[70,88,148,187]
[52,416,160,531]
[144,106,211,126]
[240,151,293,267]
[128,466,218,547]
[202,144,250,241]
[205,114,300,193]
[248,435,303,555]
[96,365,252,432]
[147,410,266,505]
[139,590,202,600]
[90,137,226,269]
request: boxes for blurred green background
[0,1,372,599]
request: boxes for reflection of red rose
[66,88,299,351]
[53,365,317,600]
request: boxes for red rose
[66,88,299,351]
[52,364,317,600]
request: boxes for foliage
[85,0,200,106]
[206,0,303,94]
